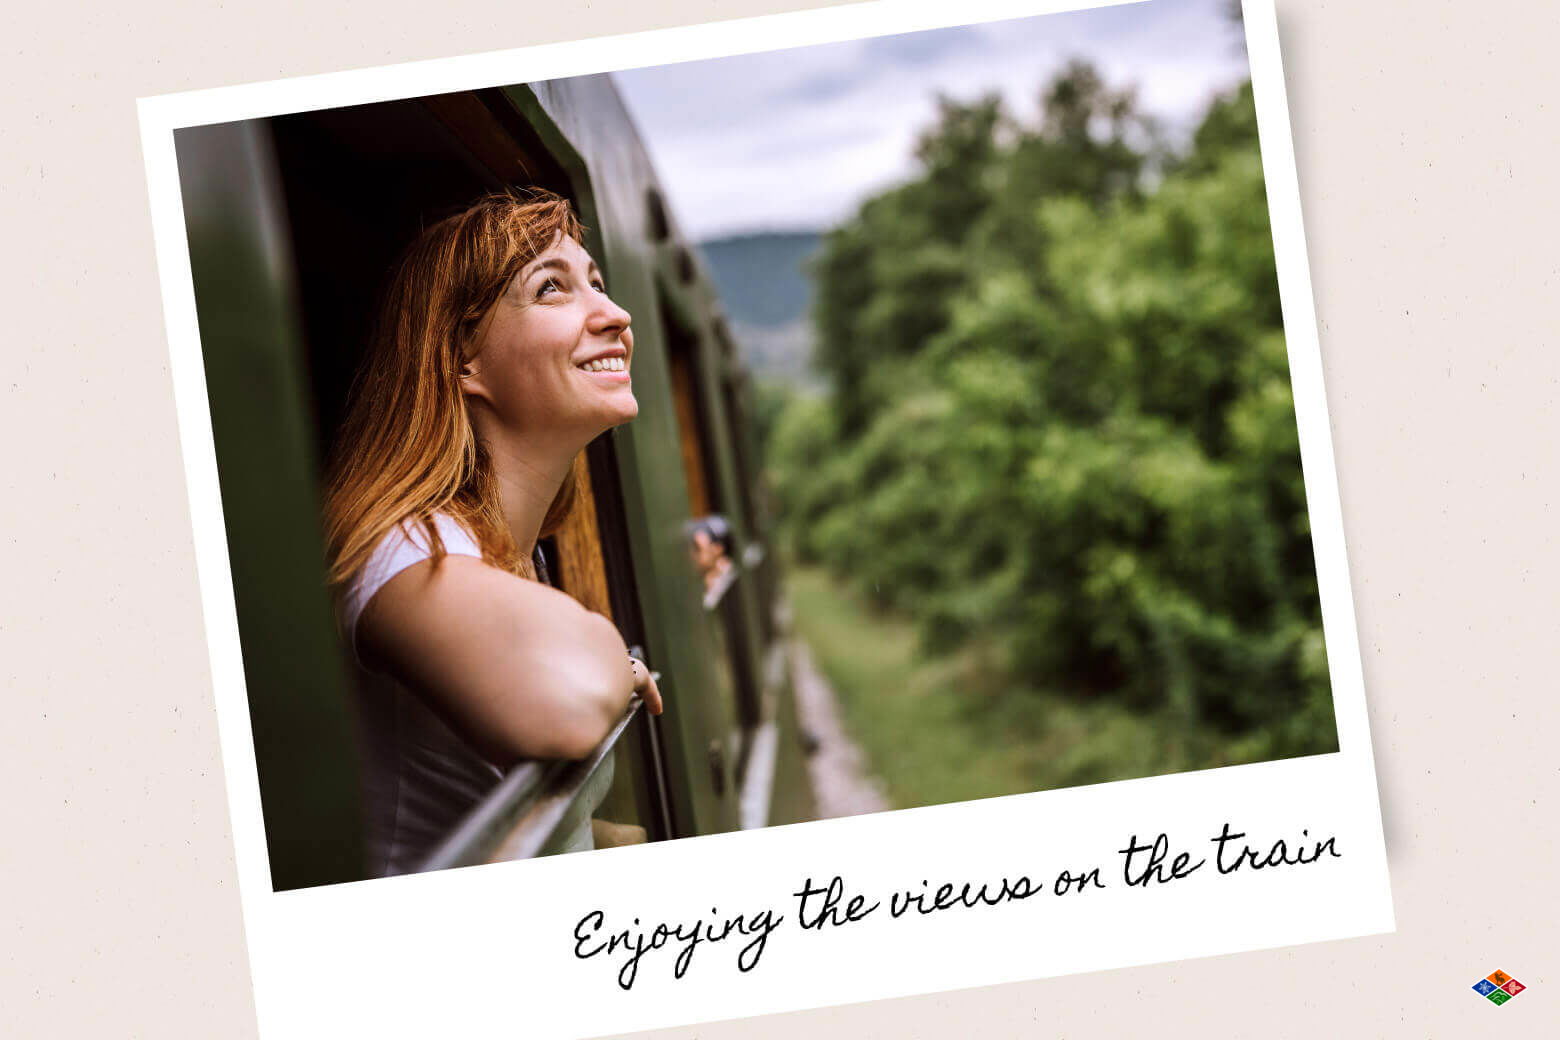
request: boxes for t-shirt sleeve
[340,514,483,663]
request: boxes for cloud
[611,0,1249,240]
[859,24,984,65]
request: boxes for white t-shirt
[340,514,504,877]
[341,513,484,661]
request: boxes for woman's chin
[597,391,639,428]
[613,396,640,425]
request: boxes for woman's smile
[575,347,631,382]
[577,359,631,382]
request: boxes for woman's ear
[458,354,494,407]
[459,306,501,405]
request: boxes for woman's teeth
[580,357,627,372]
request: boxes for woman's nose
[588,293,631,336]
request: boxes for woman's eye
[536,277,563,298]
[592,280,607,293]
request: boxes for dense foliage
[768,64,1336,759]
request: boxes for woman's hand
[629,654,663,715]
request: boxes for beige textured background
[3,0,1555,1035]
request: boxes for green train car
[175,76,816,891]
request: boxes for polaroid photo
[138,0,1394,1035]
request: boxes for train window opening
[266,88,665,856]
[267,88,628,617]
[181,73,816,883]
[268,92,571,466]
[662,300,720,519]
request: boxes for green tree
[774,67,1333,756]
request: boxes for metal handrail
[415,698,643,872]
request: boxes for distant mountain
[696,231,822,329]
[696,230,823,388]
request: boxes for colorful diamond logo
[1473,969,1525,1005]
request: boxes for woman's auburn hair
[322,189,586,592]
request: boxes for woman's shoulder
[340,513,483,655]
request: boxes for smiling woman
[321,190,663,876]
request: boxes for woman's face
[463,234,638,442]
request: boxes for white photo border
[138,1,1394,1036]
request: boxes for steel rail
[415,698,643,872]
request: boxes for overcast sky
[612,0,1250,241]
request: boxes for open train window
[265,87,667,858]
[269,92,567,469]
[663,322,717,518]
[179,68,829,886]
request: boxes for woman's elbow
[542,705,617,760]
[485,616,634,762]
[508,683,628,762]
[483,720,600,767]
